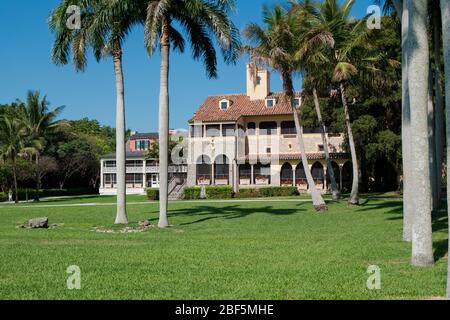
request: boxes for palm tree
[378,0,413,241]
[320,0,368,206]
[0,114,26,203]
[439,0,450,296]
[407,0,434,267]
[244,5,327,211]
[49,0,139,224]
[19,91,64,201]
[291,0,340,201]
[143,0,240,227]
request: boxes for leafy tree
[0,114,27,203]
[49,0,141,224]
[18,90,65,201]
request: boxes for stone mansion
[99,65,352,196]
[185,65,351,192]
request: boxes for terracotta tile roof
[237,153,349,162]
[130,132,158,140]
[189,92,301,123]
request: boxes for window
[266,147,271,154]
[265,99,276,108]
[135,139,150,151]
[256,76,261,85]
[219,99,230,110]
[206,125,220,137]
[294,98,300,107]
[247,122,256,135]
[104,161,116,168]
[259,121,277,135]
[191,125,204,137]
[318,144,324,152]
[281,121,297,135]
[126,160,143,167]
[222,124,235,137]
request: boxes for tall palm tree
[407,0,434,267]
[291,0,340,201]
[321,0,368,206]
[378,0,413,241]
[49,0,139,224]
[143,0,240,227]
[0,114,26,203]
[19,91,65,201]
[439,0,450,296]
[244,5,327,211]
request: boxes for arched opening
[280,163,293,186]
[239,163,251,185]
[326,161,340,190]
[254,163,271,185]
[311,162,324,189]
[295,163,308,190]
[196,155,211,185]
[214,154,230,185]
[342,161,353,192]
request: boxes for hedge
[183,187,202,200]
[15,188,97,201]
[205,186,233,199]
[0,192,6,202]
[181,186,299,200]
[259,186,298,197]
[146,188,159,200]
[236,186,299,198]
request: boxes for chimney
[246,64,270,100]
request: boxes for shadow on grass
[148,203,305,226]
[356,198,448,262]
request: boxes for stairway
[168,181,186,200]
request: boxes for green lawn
[0,194,447,299]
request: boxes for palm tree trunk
[12,157,18,204]
[282,73,326,211]
[339,83,358,206]
[113,43,128,225]
[35,152,40,201]
[398,0,413,242]
[428,66,438,212]
[158,16,170,228]
[440,0,450,298]
[313,87,339,201]
[433,4,444,209]
[408,0,434,267]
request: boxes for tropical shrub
[205,186,234,199]
[183,187,202,200]
[146,188,159,201]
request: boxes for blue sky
[0,0,376,132]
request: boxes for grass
[0,194,447,300]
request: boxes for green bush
[146,188,159,200]
[258,186,299,197]
[235,188,260,198]
[183,187,202,200]
[205,186,234,199]
[0,192,7,202]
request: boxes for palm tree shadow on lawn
[356,199,448,262]
[146,203,305,226]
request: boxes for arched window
[326,161,340,189]
[214,155,230,185]
[295,164,307,188]
[254,163,271,185]
[196,155,212,185]
[280,163,293,186]
[311,162,324,189]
